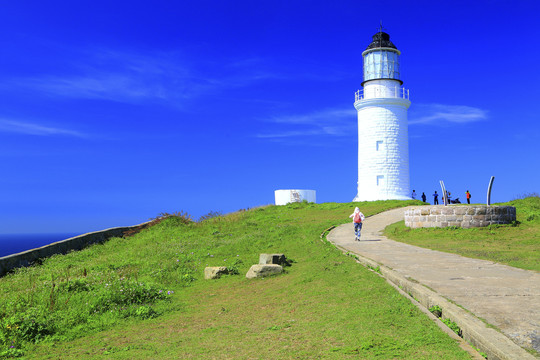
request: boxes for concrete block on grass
[246,264,283,279]
[259,253,288,266]
[204,266,228,280]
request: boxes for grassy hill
[0,200,507,359]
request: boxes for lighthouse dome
[366,32,397,50]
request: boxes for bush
[58,279,90,292]
[89,279,167,313]
[1,307,54,347]
[429,305,442,318]
[124,210,193,237]
[134,306,157,319]
[198,211,223,222]
[226,258,244,275]
[0,347,24,358]
[442,318,462,337]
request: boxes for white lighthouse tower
[353,29,411,201]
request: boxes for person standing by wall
[349,207,365,241]
[433,191,439,205]
[466,190,472,204]
[411,190,417,199]
[421,192,426,203]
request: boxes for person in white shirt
[349,207,365,241]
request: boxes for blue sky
[1,1,539,234]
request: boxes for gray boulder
[246,264,283,279]
[204,266,228,279]
[259,253,288,266]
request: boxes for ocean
[0,233,79,258]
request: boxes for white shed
[274,189,316,206]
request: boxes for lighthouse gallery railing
[355,87,410,102]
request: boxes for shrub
[134,306,157,319]
[442,318,462,337]
[89,279,167,314]
[0,347,24,358]
[58,279,90,293]
[226,258,243,275]
[124,211,193,237]
[1,307,54,346]
[429,305,442,318]
[181,273,195,283]
[198,211,223,222]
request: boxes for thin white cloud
[226,56,348,82]
[0,119,86,137]
[410,104,487,125]
[257,108,356,139]
[5,49,282,105]
[256,129,326,138]
[5,46,351,108]
[9,50,194,103]
[268,109,355,125]
[20,74,166,102]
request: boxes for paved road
[327,206,540,354]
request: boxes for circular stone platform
[404,205,516,228]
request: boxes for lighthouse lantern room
[353,29,411,201]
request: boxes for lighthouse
[353,29,411,201]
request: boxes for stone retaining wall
[404,205,516,228]
[0,221,150,277]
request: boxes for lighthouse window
[377,175,385,187]
[364,50,400,82]
[376,140,383,151]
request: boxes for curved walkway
[327,206,539,359]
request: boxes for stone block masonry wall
[404,206,516,228]
[0,222,151,277]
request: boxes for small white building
[353,30,411,201]
[275,189,316,205]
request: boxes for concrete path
[327,206,539,359]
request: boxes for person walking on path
[411,190,417,199]
[349,207,365,241]
[421,192,426,203]
[466,190,471,204]
[433,191,439,205]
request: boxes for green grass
[383,196,540,271]
[1,200,473,359]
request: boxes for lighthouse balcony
[355,87,410,102]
